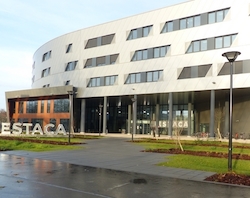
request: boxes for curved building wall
[32,0,250,99]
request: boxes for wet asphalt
[1,136,250,197]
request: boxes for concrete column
[80,99,86,133]
[224,100,229,138]
[102,96,107,134]
[209,90,215,137]
[156,104,160,137]
[127,105,132,134]
[168,92,173,136]
[188,102,192,136]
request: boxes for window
[47,100,50,113]
[125,70,163,84]
[132,45,169,61]
[65,61,78,71]
[42,84,50,88]
[208,8,229,24]
[41,67,50,77]
[105,75,117,86]
[26,101,38,113]
[127,25,152,40]
[18,101,23,113]
[180,15,200,30]
[187,39,207,53]
[178,64,212,79]
[41,100,44,113]
[88,75,117,87]
[161,21,173,33]
[42,51,51,62]
[84,54,119,68]
[54,99,69,113]
[215,34,237,49]
[66,43,72,53]
[85,34,115,49]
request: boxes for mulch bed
[142,148,250,186]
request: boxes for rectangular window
[208,12,216,24]
[65,61,78,71]
[26,101,38,113]
[154,48,160,58]
[142,50,148,60]
[54,99,69,113]
[193,41,200,52]
[187,17,193,28]
[215,37,223,49]
[135,73,141,83]
[102,34,114,45]
[147,72,153,82]
[41,100,44,113]
[41,67,50,77]
[18,101,23,113]
[42,51,51,62]
[200,40,207,51]
[194,16,201,26]
[143,26,151,37]
[217,10,224,22]
[128,25,152,40]
[223,35,231,48]
[180,18,186,29]
[47,100,50,113]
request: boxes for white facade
[33,0,250,96]
[7,0,250,137]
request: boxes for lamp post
[222,51,241,172]
[99,104,103,136]
[67,90,75,144]
[131,95,137,141]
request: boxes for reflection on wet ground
[1,154,250,198]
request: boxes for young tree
[215,103,223,140]
[173,116,184,151]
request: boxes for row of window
[162,8,229,33]
[40,59,250,88]
[41,7,230,63]
[19,99,69,114]
[186,33,237,53]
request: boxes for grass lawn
[0,137,85,152]
[135,139,250,175]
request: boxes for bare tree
[173,116,184,151]
[215,103,223,140]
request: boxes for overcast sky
[0,0,186,110]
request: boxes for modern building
[5,0,250,138]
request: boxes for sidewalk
[4,135,216,182]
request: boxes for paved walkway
[4,135,216,182]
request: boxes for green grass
[0,139,83,152]
[159,155,250,175]
[135,139,250,175]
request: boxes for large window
[178,64,212,79]
[42,51,51,62]
[65,61,78,71]
[84,54,119,68]
[88,75,117,87]
[127,25,152,40]
[208,8,229,24]
[132,45,170,61]
[41,67,50,77]
[180,15,200,30]
[54,99,69,113]
[26,101,38,113]
[187,39,207,53]
[85,34,115,49]
[125,70,163,84]
[215,34,237,49]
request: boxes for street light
[131,95,137,141]
[222,51,241,172]
[67,90,75,144]
[99,104,103,136]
